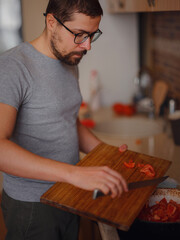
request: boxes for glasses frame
[43,13,102,44]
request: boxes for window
[0,0,22,53]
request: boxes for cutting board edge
[40,197,130,231]
[79,142,172,166]
[40,143,172,231]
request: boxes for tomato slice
[123,160,135,168]
[140,164,155,177]
[167,203,177,216]
[137,163,145,168]
[119,144,128,153]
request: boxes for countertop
[90,107,180,184]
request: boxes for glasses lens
[74,30,102,44]
[75,33,88,44]
[90,31,102,43]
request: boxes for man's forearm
[77,118,102,154]
[0,139,74,183]
[0,138,128,198]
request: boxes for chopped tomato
[167,203,177,216]
[119,144,128,153]
[140,164,155,177]
[124,160,135,168]
[159,197,168,206]
[138,197,180,222]
[137,163,145,168]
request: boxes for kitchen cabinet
[107,0,180,13]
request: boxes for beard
[50,37,87,66]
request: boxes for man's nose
[79,37,91,51]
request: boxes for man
[0,0,128,239]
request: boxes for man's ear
[46,13,56,31]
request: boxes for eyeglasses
[43,13,102,44]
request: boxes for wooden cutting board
[41,143,171,231]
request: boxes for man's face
[49,13,101,65]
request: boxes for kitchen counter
[90,107,180,184]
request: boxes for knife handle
[93,189,106,199]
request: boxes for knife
[92,176,169,199]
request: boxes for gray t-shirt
[0,42,82,202]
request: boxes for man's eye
[77,33,85,37]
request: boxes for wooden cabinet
[107,0,180,13]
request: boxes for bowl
[118,188,180,240]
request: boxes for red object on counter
[80,119,95,128]
[80,101,88,108]
[112,103,136,116]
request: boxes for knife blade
[92,176,169,199]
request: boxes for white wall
[79,0,139,106]
[21,0,49,41]
[22,0,139,106]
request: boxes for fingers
[103,166,128,192]
[99,166,128,198]
[72,165,128,199]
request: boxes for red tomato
[80,102,87,107]
[113,103,124,115]
[80,119,95,128]
[140,164,155,177]
[123,105,135,116]
[112,103,136,116]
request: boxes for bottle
[89,70,101,111]
[169,99,176,115]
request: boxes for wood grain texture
[41,143,171,231]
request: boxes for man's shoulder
[0,42,32,70]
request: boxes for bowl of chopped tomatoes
[118,188,180,240]
[138,188,180,223]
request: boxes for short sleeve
[0,56,32,110]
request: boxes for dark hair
[45,0,103,23]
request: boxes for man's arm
[77,118,102,154]
[0,103,128,198]
[77,118,128,154]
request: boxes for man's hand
[70,165,128,199]
[68,142,128,199]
